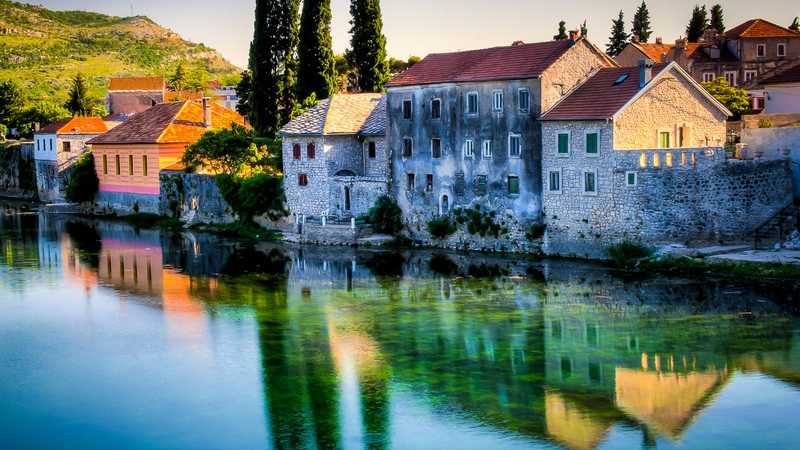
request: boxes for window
[548,170,561,192]
[463,139,475,158]
[724,71,737,86]
[626,171,637,187]
[482,140,492,159]
[492,90,503,112]
[475,175,488,194]
[702,72,715,82]
[678,126,691,147]
[63,141,71,153]
[402,100,413,119]
[757,44,766,58]
[585,132,599,155]
[406,173,415,190]
[426,174,433,192]
[48,139,52,151]
[508,175,520,195]
[102,154,108,175]
[307,143,315,159]
[518,88,531,113]
[298,173,309,186]
[402,137,413,158]
[583,170,597,194]
[142,155,148,177]
[466,92,479,115]
[368,141,376,158]
[744,70,757,83]
[557,133,570,156]
[128,155,134,175]
[509,134,522,158]
[431,98,441,119]
[292,143,301,160]
[777,43,786,57]
[115,155,121,175]
[431,138,442,159]
[659,131,671,148]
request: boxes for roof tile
[37,117,108,135]
[724,19,800,39]
[280,94,385,136]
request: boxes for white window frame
[431,138,442,159]
[463,139,475,159]
[556,131,571,157]
[724,71,737,86]
[482,140,492,159]
[431,98,442,119]
[548,169,562,193]
[625,171,638,187]
[518,88,531,113]
[744,70,757,83]
[465,91,479,116]
[756,44,766,58]
[702,72,715,82]
[402,136,413,160]
[508,133,522,158]
[582,169,598,196]
[492,90,504,112]
[777,43,786,57]
[585,129,600,157]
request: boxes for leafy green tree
[297,0,336,102]
[686,5,709,42]
[790,17,799,32]
[367,195,403,235]
[710,4,725,33]
[0,80,23,126]
[334,54,357,93]
[348,0,390,92]
[170,61,189,91]
[702,78,750,114]
[182,124,277,175]
[631,1,652,42]
[235,70,253,118]
[216,173,287,222]
[16,101,71,136]
[607,11,630,57]
[249,0,300,136]
[290,92,319,120]
[65,73,94,116]
[580,20,588,37]
[65,153,99,203]
[553,20,567,40]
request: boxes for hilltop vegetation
[0,0,240,104]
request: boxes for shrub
[367,195,403,235]
[216,173,287,222]
[427,216,457,239]
[0,124,7,142]
[65,152,99,203]
[607,241,652,269]
[454,207,503,238]
[757,118,774,128]
[526,223,546,240]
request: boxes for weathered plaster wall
[614,68,728,149]
[159,172,236,225]
[540,40,611,112]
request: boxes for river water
[1,203,799,450]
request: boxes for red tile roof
[108,76,165,92]
[633,42,674,62]
[724,19,799,39]
[37,117,108,135]
[541,65,669,120]
[387,40,576,87]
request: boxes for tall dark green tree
[235,71,253,118]
[249,0,300,136]
[631,1,652,42]
[348,0,390,92]
[169,61,189,92]
[553,21,567,40]
[686,5,709,42]
[789,17,799,32]
[580,20,588,37]
[65,73,93,116]
[297,0,336,101]
[710,4,725,33]
[607,11,630,57]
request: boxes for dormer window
[777,43,786,57]
[756,44,766,58]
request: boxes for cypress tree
[66,73,93,116]
[249,0,300,136]
[631,1,652,42]
[297,0,336,101]
[580,20,588,38]
[789,17,799,32]
[607,11,630,57]
[710,4,725,33]
[686,5,709,43]
[553,21,567,40]
[348,0,389,93]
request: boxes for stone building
[105,77,166,117]
[279,93,388,220]
[385,36,614,243]
[539,61,793,257]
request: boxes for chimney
[655,37,663,45]
[201,97,212,128]
[568,30,580,44]
[639,59,654,88]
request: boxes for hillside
[0,0,241,104]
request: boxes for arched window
[307,142,316,159]
[293,144,301,160]
[440,194,450,215]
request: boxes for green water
[1,205,799,450]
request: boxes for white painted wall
[764,83,800,114]
[33,134,57,161]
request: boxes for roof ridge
[155,101,188,144]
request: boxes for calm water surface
[1,204,799,450]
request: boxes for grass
[190,222,282,241]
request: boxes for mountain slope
[0,0,241,104]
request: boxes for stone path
[708,249,800,265]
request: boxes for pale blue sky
[37,0,798,68]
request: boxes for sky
[37,0,799,68]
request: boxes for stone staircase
[753,203,799,249]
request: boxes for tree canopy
[169,61,189,92]
[65,73,94,116]
[348,0,390,92]
[686,5,709,42]
[790,17,800,32]
[702,78,750,115]
[554,21,567,40]
[297,0,336,101]
[182,124,279,176]
[0,80,23,126]
[631,1,652,42]
[710,4,725,33]
[607,11,630,57]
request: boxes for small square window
[757,44,766,58]
[777,43,786,57]
[298,173,309,186]
[744,70,757,82]
[509,134,522,158]
[492,90,503,112]
[292,143,301,160]
[508,176,520,195]
[431,98,441,119]
[63,141,71,153]
[548,170,561,192]
[586,132,599,155]
[402,137,413,158]
[431,138,442,159]
[466,92,479,115]
[583,170,597,194]
[626,171,637,187]
[406,173,415,190]
[368,141,377,158]
[307,142,316,159]
[557,133,570,156]
[425,174,433,192]
[402,100,413,119]
[518,88,531,113]
[482,140,492,159]
[464,139,475,158]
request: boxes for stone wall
[0,143,36,199]
[741,127,800,198]
[94,191,160,215]
[282,136,331,217]
[159,171,236,225]
[328,176,388,218]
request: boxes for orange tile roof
[108,76,165,92]
[633,42,674,63]
[724,19,800,39]
[37,116,108,135]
